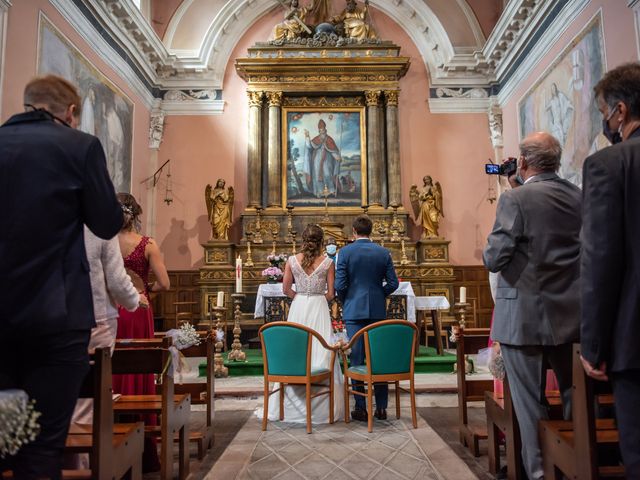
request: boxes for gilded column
[385,90,401,206]
[266,91,283,208]
[247,91,263,208]
[366,90,383,207]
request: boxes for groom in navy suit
[335,215,399,421]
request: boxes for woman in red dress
[113,193,170,471]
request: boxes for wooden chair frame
[65,348,144,480]
[259,321,338,434]
[455,327,493,456]
[341,319,419,433]
[538,344,622,480]
[112,337,191,480]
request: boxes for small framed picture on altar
[282,107,367,208]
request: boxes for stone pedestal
[203,241,235,266]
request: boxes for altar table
[254,281,417,322]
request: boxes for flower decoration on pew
[164,323,202,383]
[0,390,41,458]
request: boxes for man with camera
[483,131,581,480]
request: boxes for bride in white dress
[263,224,344,423]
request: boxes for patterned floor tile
[384,452,425,479]
[339,452,385,479]
[245,453,289,480]
[292,452,338,480]
[277,441,314,465]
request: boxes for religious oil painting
[518,13,605,188]
[283,108,366,208]
[37,15,133,193]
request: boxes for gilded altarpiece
[197,41,457,333]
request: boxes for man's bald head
[519,131,562,173]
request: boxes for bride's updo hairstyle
[117,192,143,233]
[300,224,324,269]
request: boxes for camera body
[485,157,518,176]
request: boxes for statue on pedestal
[205,179,234,240]
[331,0,377,41]
[271,0,314,42]
[410,176,444,239]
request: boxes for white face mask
[326,245,337,255]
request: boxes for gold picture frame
[282,106,367,208]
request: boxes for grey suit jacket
[483,172,581,346]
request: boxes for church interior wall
[153,5,498,270]
[500,0,639,162]
[0,0,153,227]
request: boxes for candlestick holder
[244,231,254,267]
[389,203,401,242]
[271,229,278,255]
[213,306,229,378]
[400,238,410,265]
[228,294,247,362]
[253,207,264,244]
[285,204,294,242]
[290,229,297,255]
[453,302,470,330]
[322,184,331,222]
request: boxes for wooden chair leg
[329,374,335,425]
[344,374,350,423]
[306,382,312,434]
[367,381,373,433]
[262,379,269,431]
[279,383,285,421]
[410,378,417,428]
[395,381,401,419]
[179,425,189,480]
[196,438,204,461]
[161,431,172,480]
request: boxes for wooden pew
[112,337,191,480]
[485,374,563,480]
[538,344,623,479]
[154,330,215,459]
[455,327,493,456]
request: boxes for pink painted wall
[501,1,639,160]
[1,0,151,223]
[154,6,498,269]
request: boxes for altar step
[199,346,456,378]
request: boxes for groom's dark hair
[352,215,373,236]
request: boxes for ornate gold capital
[365,90,381,106]
[384,90,399,106]
[266,91,283,107]
[247,91,264,107]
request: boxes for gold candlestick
[271,229,278,255]
[245,231,254,267]
[213,306,229,378]
[400,238,410,265]
[228,294,246,362]
[290,229,297,255]
[453,302,470,330]
[390,203,401,242]
[322,184,330,222]
[286,204,294,242]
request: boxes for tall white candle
[460,286,467,304]
[235,256,243,293]
[217,291,224,308]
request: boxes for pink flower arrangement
[261,266,284,282]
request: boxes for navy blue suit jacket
[335,239,399,322]
[0,111,123,335]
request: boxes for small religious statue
[271,0,313,42]
[410,176,444,239]
[331,0,377,41]
[205,179,234,240]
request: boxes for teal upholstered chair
[259,321,338,433]
[342,319,419,432]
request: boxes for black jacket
[581,128,640,372]
[0,110,123,335]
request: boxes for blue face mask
[326,245,337,255]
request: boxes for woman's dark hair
[117,192,142,232]
[352,215,373,236]
[300,224,324,269]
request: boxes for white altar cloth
[254,281,417,321]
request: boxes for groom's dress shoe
[374,409,387,420]
[351,409,368,422]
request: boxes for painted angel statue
[205,179,234,240]
[410,176,444,239]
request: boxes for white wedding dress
[259,255,344,424]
